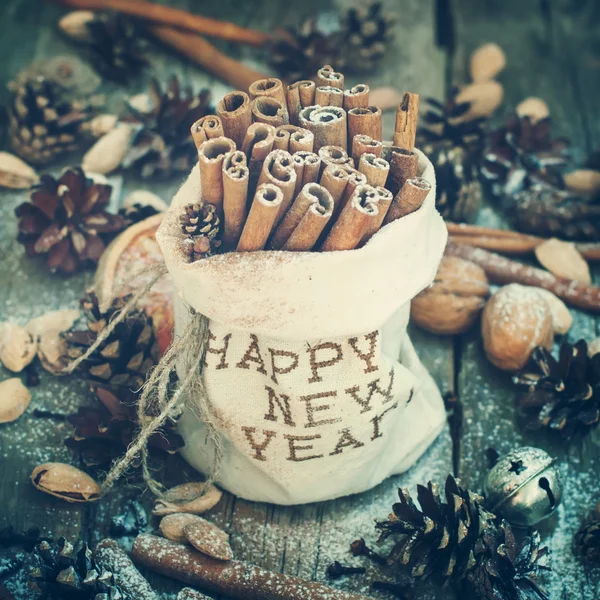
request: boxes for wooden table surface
[1,0,599,599]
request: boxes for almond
[470,43,506,82]
[516,97,550,123]
[183,518,233,561]
[450,81,503,123]
[0,378,31,423]
[563,169,600,196]
[85,113,119,138]
[0,323,37,373]
[482,284,554,372]
[160,513,203,543]
[31,463,101,503]
[531,288,572,334]
[153,482,223,516]
[82,123,136,175]
[534,237,591,284]
[0,152,39,189]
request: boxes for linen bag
[157,149,448,505]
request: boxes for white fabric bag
[157,149,448,505]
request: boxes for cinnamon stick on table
[446,242,600,312]
[393,92,420,150]
[216,91,252,149]
[132,535,373,600]
[237,184,283,252]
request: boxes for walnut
[411,256,490,335]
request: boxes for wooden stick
[52,0,271,45]
[358,153,390,187]
[351,134,382,166]
[384,177,431,223]
[298,105,347,152]
[257,150,297,224]
[343,84,370,110]
[393,92,419,151]
[248,78,287,107]
[322,185,379,251]
[216,91,252,149]
[291,151,321,195]
[222,151,249,249]
[316,65,344,90]
[286,80,316,124]
[347,106,383,143]
[386,147,418,195]
[198,137,236,212]
[131,535,373,600]
[318,145,351,174]
[315,86,344,107]
[360,186,393,244]
[251,97,289,127]
[148,26,268,90]
[446,242,600,312]
[237,184,283,251]
[191,116,224,146]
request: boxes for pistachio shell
[82,124,136,175]
[159,513,203,543]
[451,81,504,123]
[535,238,591,284]
[516,97,550,123]
[85,113,119,138]
[470,43,506,82]
[0,378,31,423]
[153,482,223,516]
[0,152,39,189]
[563,169,600,195]
[0,323,37,373]
[26,309,80,340]
[123,190,169,213]
[31,463,101,503]
[59,10,95,42]
[183,518,233,561]
[531,287,572,335]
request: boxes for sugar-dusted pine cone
[15,167,127,274]
[29,538,122,599]
[8,75,97,165]
[269,3,394,80]
[513,340,600,439]
[65,383,184,470]
[120,76,212,179]
[574,503,600,565]
[62,291,159,392]
[180,202,221,262]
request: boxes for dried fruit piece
[152,482,223,516]
[31,462,101,502]
[159,513,203,543]
[183,518,233,561]
[0,323,37,373]
[0,152,39,189]
[0,378,32,423]
[470,43,506,82]
[516,97,550,123]
[564,169,600,195]
[535,237,591,284]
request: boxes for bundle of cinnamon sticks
[186,65,428,256]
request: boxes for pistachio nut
[0,322,37,373]
[0,378,32,423]
[153,482,222,516]
[31,463,101,503]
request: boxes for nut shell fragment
[0,378,31,423]
[31,462,101,503]
[0,152,39,189]
[0,323,37,373]
[183,518,233,561]
[470,43,506,82]
[160,513,204,543]
[153,482,222,516]
[534,237,591,284]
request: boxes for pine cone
[180,202,221,262]
[81,12,149,82]
[15,168,127,274]
[120,76,212,179]
[513,340,600,439]
[62,291,159,391]
[269,3,394,80]
[30,538,122,599]
[574,504,600,565]
[8,75,96,165]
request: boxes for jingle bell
[484,446,562,527]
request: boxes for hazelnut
[411,256,490,335]
[482,284,554,372]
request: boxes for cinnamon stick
[322,184,379,251]
[222,151,250,249]
[191,116,224,146]
[319,164,349,207]
[336,165,368,218]
[286,80,316,124]
[316,65,344,90]
[241,122,276,178]
[358,153,390,187]
[360,186,394,244]
[257,150,297,223]
[384,177,431,223]
[298,105,347,152]
[248,78,287,107]
[343,84,370,110]
[291,151,321,195]
[131,535,373,600]
[52,0,272,45]
[446,242,600,312]
[148,26,268,90]
[393,92,420,151]
[237,184,283,252]
[385,147,418,195]
[288,127,314,153]
[315,86,344,107]
[216,91,252,149]
[198,137,236,213]
[318,145,352,173]
[351,134,382,166]
[251,96,289,127]
[347,106,383,143]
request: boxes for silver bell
[484,446,562,527]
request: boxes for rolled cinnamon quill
[131,535,373,600]
[347,106,383,143]
[191,116,224,148]
[286,80,316,124]
[222,151,250,249]
[289,127,314,153]
[343,84,370,110]
[336,165,368,217]
[248,78,287,107]
[241,122,276,178]
[358,153,390,187]
[360,186,394,243]
[384,177,431,223]
[393,91,420,151]
[237,183,283,251]
[291,151,321,195]
[318,145,351,173]
[316,65,344,90]
[251,96,289,127]
[216,91,252,148]
[319,164,349,207]
[315,86,344,107]
[198,137,236,212]
[321,184,379,251]
[271,183,332,249]
[351,134,382,166]
[298,105,347,152]
[385,146,418,195]
[258,150,297,223]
